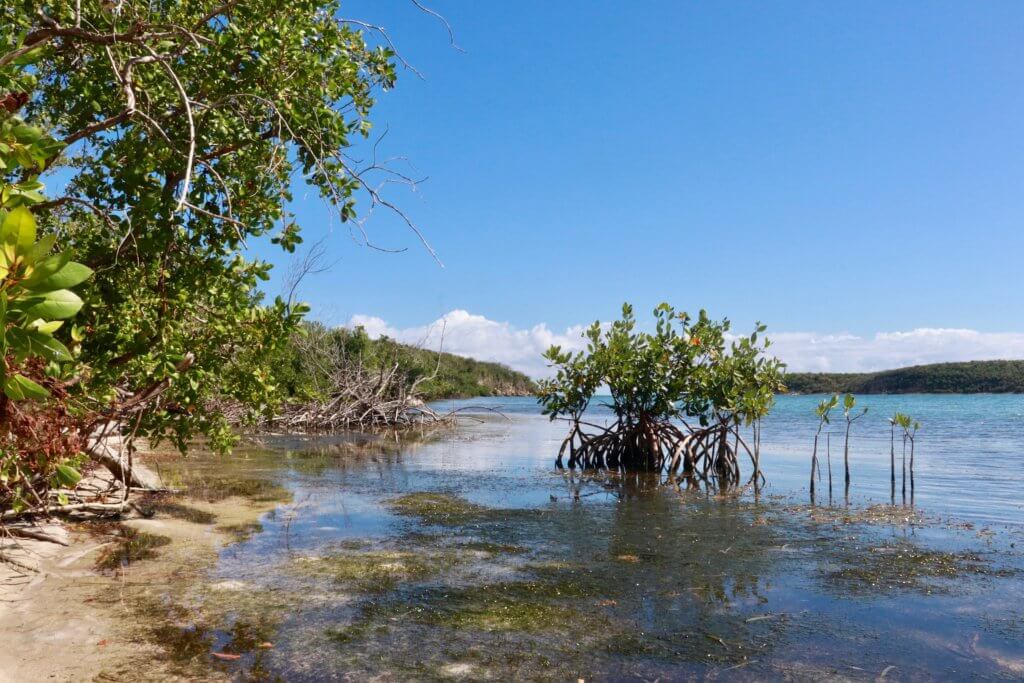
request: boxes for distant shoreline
[780,390,1024,395]
[782,360,1024,395]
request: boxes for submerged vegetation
[539,303,785,484]
[92,525,172,572]
[178,475,292,505]
[21,424,1021,681]
[821,540,1009,596]
[389,491,492,525]
[295,471,1020,680]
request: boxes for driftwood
[3,525,68,545]
[85,431,162,491]
[78,353,194,492]
[260,358,451,431]
[241,322,453,433]
[0,501,129,522]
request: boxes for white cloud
[346,314,400,341]
[346,311,1024,378]
[769,328,1024,373]
[346,310,589,378]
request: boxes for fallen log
[85,431,163,491]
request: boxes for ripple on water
[148,396,1024,680]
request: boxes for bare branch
[408,0,464,52]
[338,18,425,79]
[140,46,196,214]
[281,237,336,312]
[35,195,119,232]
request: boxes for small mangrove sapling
[811,395,838,500]
[888,414,898,499]
[841,393,868,493]
[892,413,919,500]
[901,415,920,492]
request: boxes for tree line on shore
[226,323,535,433]
[274,324,535,404]
[783,360,1024,394]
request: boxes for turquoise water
[154,394,1024,680]
[432,394,1024,526]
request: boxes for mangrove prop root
[555,418,754,487]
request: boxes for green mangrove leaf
[54,464,82,487]
[20,251,72,289]
[34,261,92,290]
[8,327,72,361]
[16,289,83,320]
[23,234,56,264]
[1,206,36,252]
[28,319,62,334]
[4,373,49,400]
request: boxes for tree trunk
[810,433,819,499]
[909,437,915,491]
[890,425,895,500]
[827,432,833,501]
[86,431,162,491]
[843,424,851,490]
[901,435,907,501]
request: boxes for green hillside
[783,360,1024,394]
[275,324,536,401]
[394,342,537,399]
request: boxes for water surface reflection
[154,409,1024,680]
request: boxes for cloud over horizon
[346,310,1024,378]
[347,310,591,379]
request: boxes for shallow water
[154,395,1024,681]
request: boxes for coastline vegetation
[784,360,1024,394]
[274,323,534,403]
[0,1,436,518]
[538,303,785,484]
[239,322,533,432]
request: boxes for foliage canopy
[538,303,784,481]
[0,1,418,511]
[0,118,92,512]
[0,0,412,439]
[784,360,1024,394]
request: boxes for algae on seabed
[388,491,492,525]
[291,547,457,591]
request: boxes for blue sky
[249,1,1024,375]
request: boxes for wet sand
[0,458,279,683]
